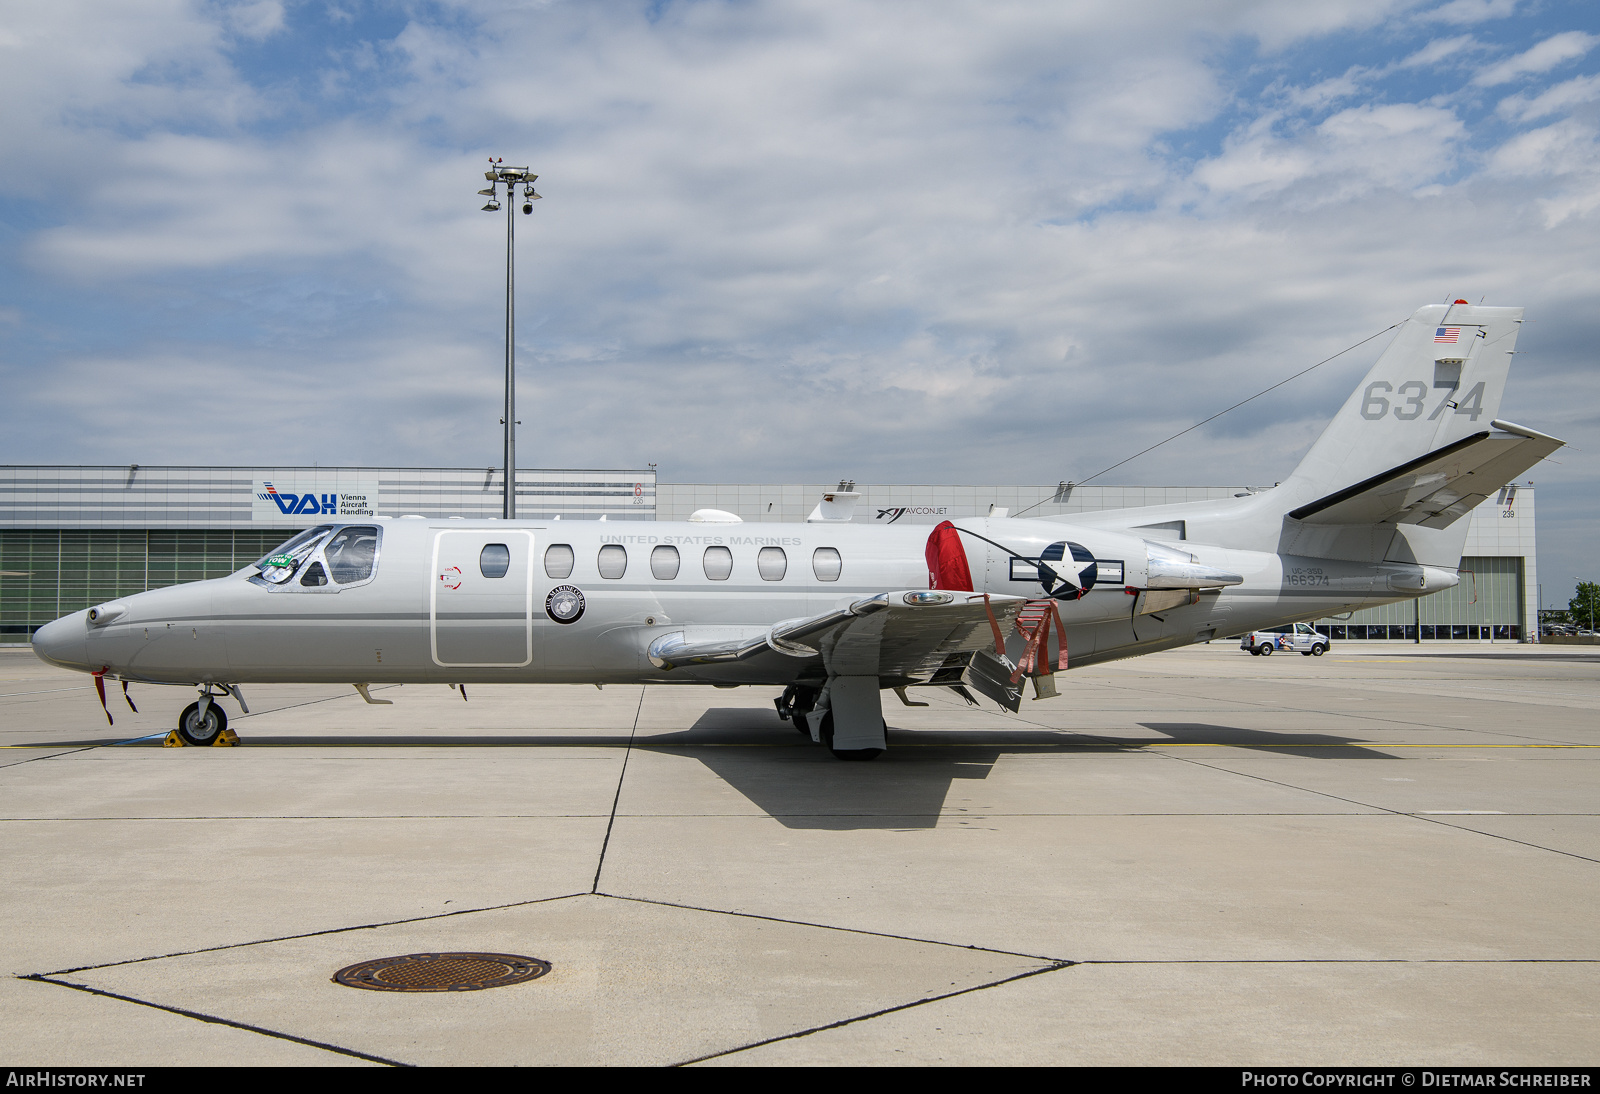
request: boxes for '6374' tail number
[1361,381,1485,422]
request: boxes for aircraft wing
[646,591,1030,683]
[1287,420,1563,529]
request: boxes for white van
[1239,623,1330,657]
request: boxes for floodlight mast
[479,158,541,519]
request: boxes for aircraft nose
[32,612,91,671]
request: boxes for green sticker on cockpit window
[266,554,295,567]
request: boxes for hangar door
[430,530,535,668]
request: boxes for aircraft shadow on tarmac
[633,710,1395,831]
[1138,722,1397,759]
[28,712,1391,831]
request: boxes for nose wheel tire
[177,701,227,746]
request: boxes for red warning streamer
[974,593,1007,660]
[1010,600,1068,684]
[92,668,113,726]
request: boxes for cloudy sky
[2,0,1597,603]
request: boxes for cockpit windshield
[253,526,333,585]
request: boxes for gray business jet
[32,302,1563,759]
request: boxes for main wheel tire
[1258,643,1273,656]
[818,711,886,760]
[1312,644,1328,656]
[177,701,226,746]
[830,748,884,761]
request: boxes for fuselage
[30,514,1438,688]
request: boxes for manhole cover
[332,952,551,992]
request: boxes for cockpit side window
[253,526,333,586]
[325,526,381,584]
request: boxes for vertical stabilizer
[1281,303,1523,509]
[1273,303,1525,567]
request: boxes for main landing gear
[775,681,886,761]
[775,685,817,736]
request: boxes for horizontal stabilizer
[1288,420,1563,529]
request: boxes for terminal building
[0,465,1537,643]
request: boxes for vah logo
[257,482,342,516]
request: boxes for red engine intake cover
[925,520,974,591]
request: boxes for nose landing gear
[168,685,243,747]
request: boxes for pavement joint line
[0,686,94,698]
[34,890,593,977]
[596,891,1072,964]
[592,686,647,894]
[0,746,97,768]
[1158,750,1600,867]
[673,961,1073,1067]
[17,975,408,1067]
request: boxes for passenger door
[430,530,535,668]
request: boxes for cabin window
[479,543,511,579]
[812,547,842,581]
[325,526,380,584]
[651,545,680,580]
[703,545,733,581]
[757,546,787,581]
[545,543,574,579]
[299,561,329,587]
[598,544,628,579]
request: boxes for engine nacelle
[926,517,1241,624]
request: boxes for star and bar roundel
[1037,541,1098,598]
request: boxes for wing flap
[1288,422,1563,528]
[646,591,1028,682]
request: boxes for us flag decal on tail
[1434,327,1461,343]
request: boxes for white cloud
[1398,34,1481,68]
[0,0,257,193]
[1192,103,1464,204]
[1474,30,1598,86]
[2,0,1599,596]
[1420,0,1518,25]
[1497,73,1600,122]
[221,0,285,40]
[1487,118,1599,178]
